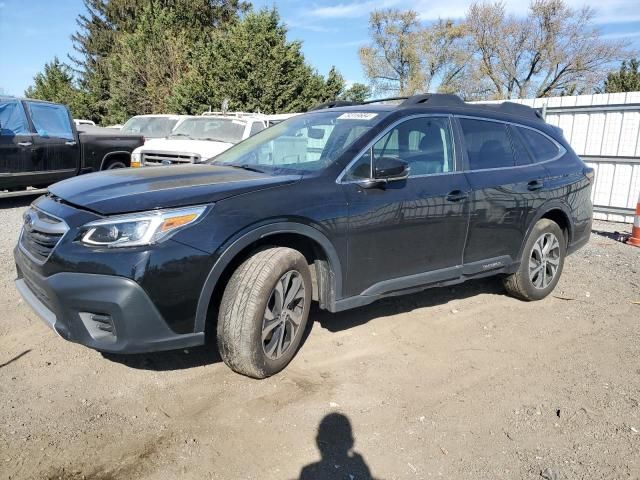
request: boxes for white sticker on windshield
[337,113,378,120]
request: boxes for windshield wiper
[169,133,192,139]
[226,164,265,173]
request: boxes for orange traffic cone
[628,192,640,247]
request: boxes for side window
[344,116,454,180]
[249,121,264,136]
[508,126,533,166]
[0,100,30,136]
[26,102,74,140]
[459,118,514,170]
[517,126,560,162]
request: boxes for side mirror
[357,156,409,189]
[374,156,409,181]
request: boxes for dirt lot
[0,195,638,480]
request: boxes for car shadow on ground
[315,276,505,333]
[102,277,505,372]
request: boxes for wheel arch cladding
[519,202,573,259]
[100,151,131,170]
[194,223,343,334]
[540,208,571,246]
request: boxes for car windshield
[211,111,385,174]
[169,117,246,143]
[122,116,180,138]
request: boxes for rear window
[459,118,514,170]
[517,127,560,162]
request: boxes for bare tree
[465,0,630,99]
[418,19,469,93]
[359,9,424,95]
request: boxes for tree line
[26,0,370,124]
[25,0,638,124]
[360,0,636,100]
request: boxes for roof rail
[401,94,465,107]
[309,100,358,111]
[310,97,411,111]
[496,102,544,120]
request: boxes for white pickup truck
[131,113,297,167]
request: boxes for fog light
[79,312,117,343]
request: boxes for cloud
[309,0,402,18]
[326,39,368,48]
[305,0,640,23]
[601,31,640,40]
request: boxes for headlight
[80,206,208,248]
[131,151,142,168]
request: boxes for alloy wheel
[529,232,561,289]
[261,270,306,360]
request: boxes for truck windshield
[211,111,385,174]
[169,117,246,144]
[122,117,179,138]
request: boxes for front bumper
[15,248,204,354]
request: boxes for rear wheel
[217,247,312,378]
[103,158,127,170]
[503,219,566,301]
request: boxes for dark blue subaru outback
[14,94,593,378]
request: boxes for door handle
[527,179,544,191]
[18,141,33,147]
[65,140,77,146]
[446,190,468,202]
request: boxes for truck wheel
[217,247,312,379]
[103,159,127,170]
[503,219,566,301]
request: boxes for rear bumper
[567,215,592,255]
[14,249,204,354]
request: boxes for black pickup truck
[0,97,143,192]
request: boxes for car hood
[136,138,233,160]
[48,164,301,215]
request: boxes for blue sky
[1,0,639,97]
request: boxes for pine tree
[603,59,640,93]
[24,58,89,119]
[169,9,342,114]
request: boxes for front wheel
[503,219,566,301]
[217,247,312,378]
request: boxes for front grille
[142,152,200,166]
[19,207,69,264]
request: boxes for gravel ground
[0,194,638,480]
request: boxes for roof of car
[0,96,64,106]
[130,114,190,119]
[309,94,546,125]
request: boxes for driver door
[339,115,471,297]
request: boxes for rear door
[341,115,471,297]
[25,101,80,183]
[456,116,548,270]
[0,99,38,187]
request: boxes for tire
[103,159,127,170]
[217,247,312,379]
[503,218,566,301]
